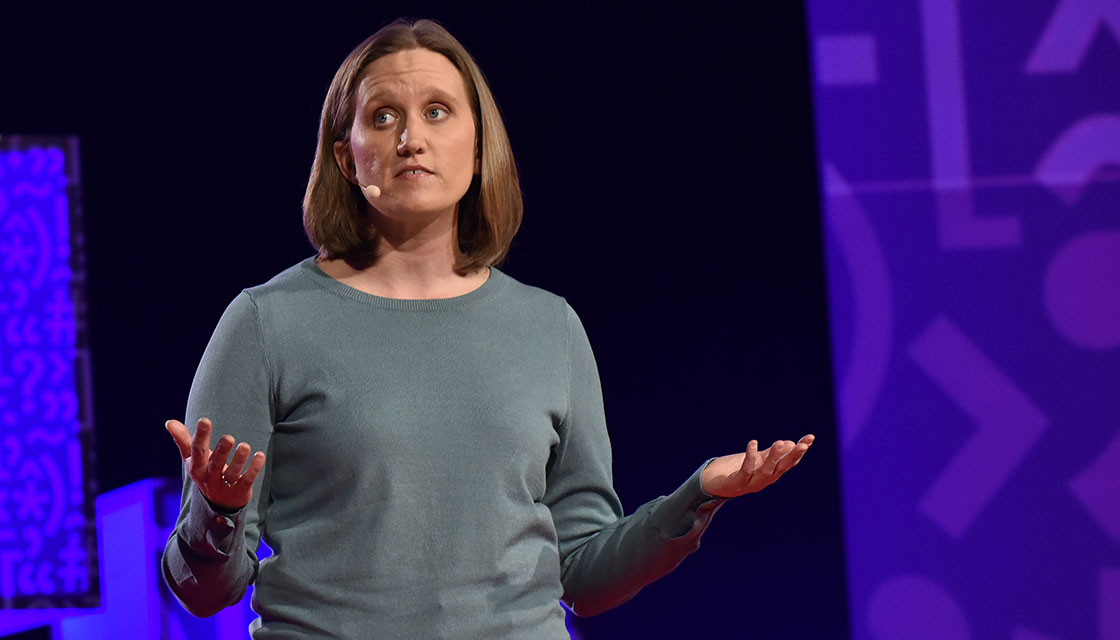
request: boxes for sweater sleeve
[546,303,726,617]
[161,290,275,617]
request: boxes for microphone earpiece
[361,183,381,201]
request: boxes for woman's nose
[396,126,424,156]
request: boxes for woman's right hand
[166,417,266,512]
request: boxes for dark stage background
[1,2,848,636]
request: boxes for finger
[191,418,213,462]
[206,435,235,485]
[239,451,267,487]
[764,441,792,474]
[777,435,815,471]
[165,420,192,459]
[741,440,761,473]
[776,442,811,474]
[225,443,252,481]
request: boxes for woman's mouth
[396,165,434,177]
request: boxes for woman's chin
[369,199,459,224]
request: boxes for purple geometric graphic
[1035,115,1120,205]
[1026,0,1120,73]
[809,0,1120,636]
[920,0,1021,249]
[866,575,969,640]
[908,316,1049,538]
[0,138,98,609]
[1070,427,1120,543]
[823,166,892,449]
[1044,230,1120,350]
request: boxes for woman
[162,18,813,638]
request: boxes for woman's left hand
[700,434,815,498]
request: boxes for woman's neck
[317,217,489,300]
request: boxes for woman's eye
[373,112,397,127]
[426,107,448,120]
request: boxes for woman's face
[335,48,478,224]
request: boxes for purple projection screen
[807,1,1120,638]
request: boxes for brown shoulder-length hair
[302,19,522,274]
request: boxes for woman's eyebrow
[423,89,461,106]
[362,86,462,108]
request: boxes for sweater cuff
[648,459,727,540]
[183,483,247,559]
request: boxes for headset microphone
[361,183,381,201]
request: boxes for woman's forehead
[357,49,467,102]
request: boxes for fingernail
[164,420,171,429]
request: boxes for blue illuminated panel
[0,137,99,609]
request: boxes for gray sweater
[161,257,725,639]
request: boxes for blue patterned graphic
[0,138,99,609]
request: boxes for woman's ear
[333,140,357,183]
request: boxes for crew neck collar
[299,256,506,310]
